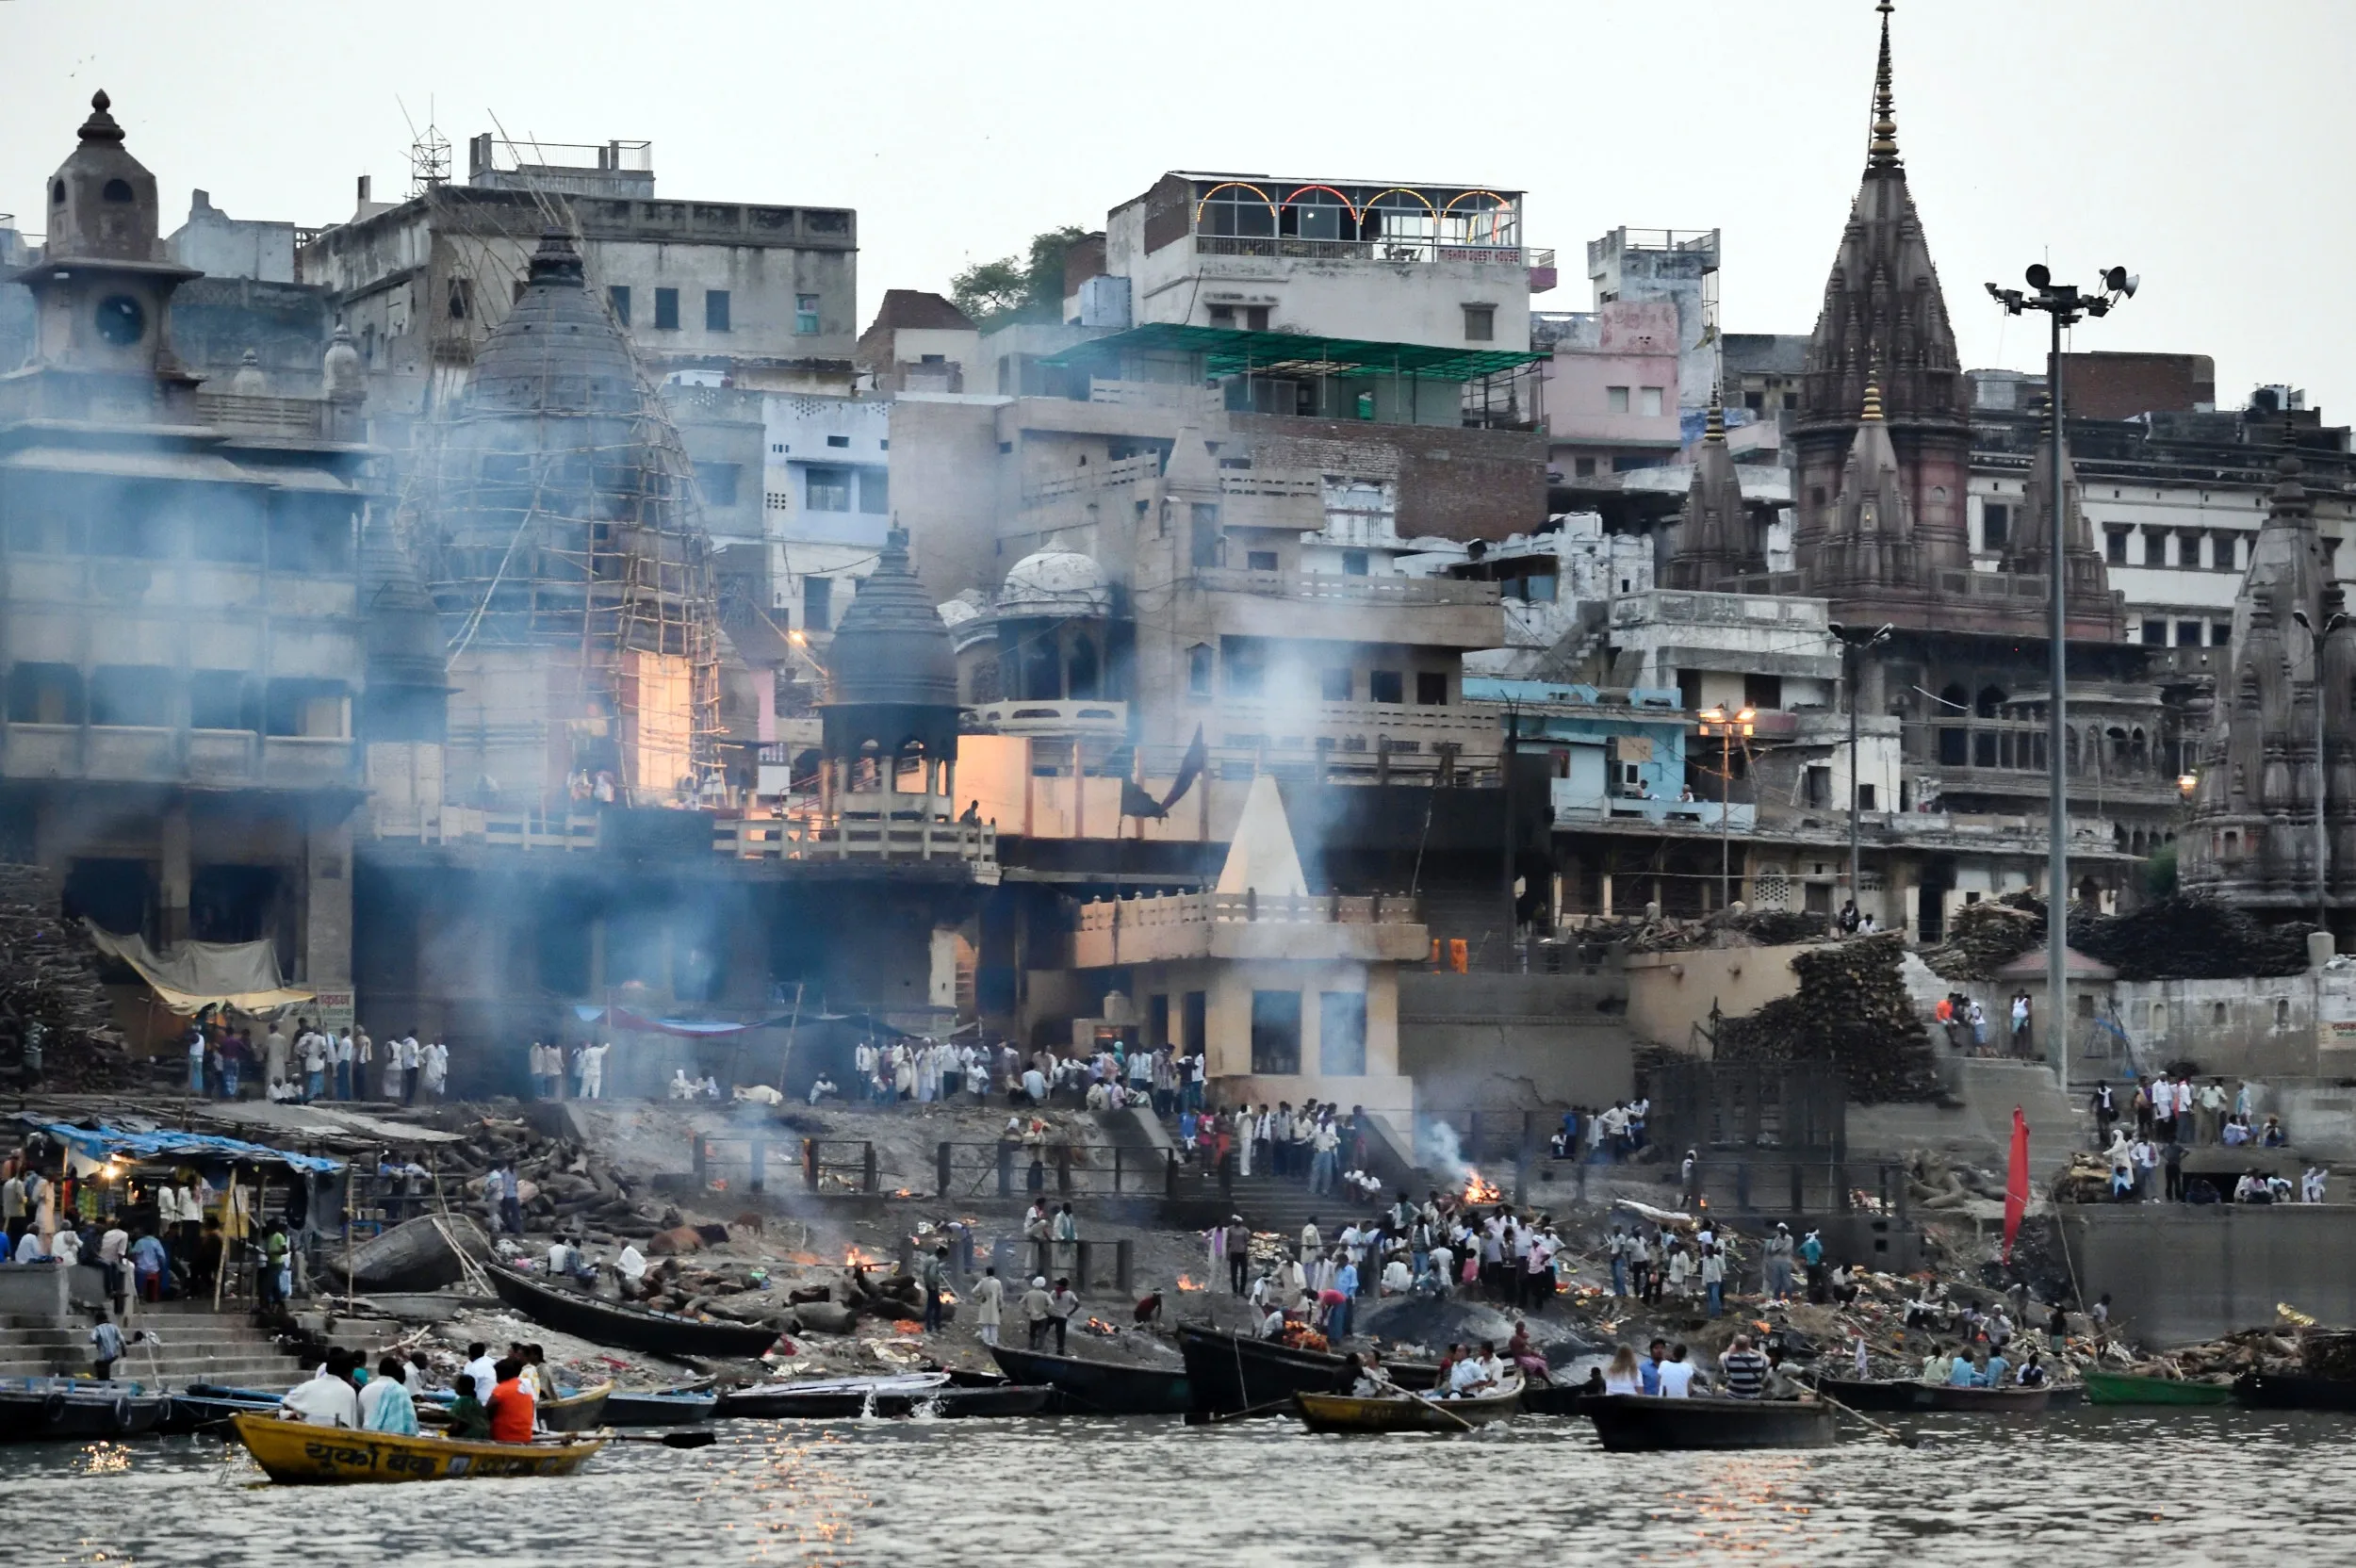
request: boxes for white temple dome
[998,547,1112,616]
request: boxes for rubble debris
[0,863,135,1091]
[1716,934,1943,1102]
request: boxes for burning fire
[1463,1169,1501,1204]
[843,1247,879,1266]
[1083,1317,1117,1336]
[1176,1274,1204,1292]
[892,1187,915,1199]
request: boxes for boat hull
[2235,1372,2356,1410]
[603,1390,718,1426]
[1923,1383,2051,1413]
[1585,1394,1837,1452]
[2081,1370,2232,1407]
[1175,1326,1436,1414]
[349,1215,488,1294]
[987,1345,1192,1415]
[487,1266,778,1360]
[717,1379,1049,1420]
[229,1413,605,1484]
[1294,1384,1521,1433]
[1514,1383,1600,1417]
[1812,1377,1930,1412]
[0,1380,168,1442]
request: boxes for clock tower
[6,91,202,420]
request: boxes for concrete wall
[1235,415,1546,545]
[2060,1205,2356,1347]
[1953,969,2354,1083]
[890,394,1006,600]
[1623,942,1821,1054]
[1397,969,1635,1109]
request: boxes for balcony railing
[1194,568,1499,606]
[1551,785,1757,830]
[970,699,1128,735]
[1078,890,1416,934]
[1194,236,1523,266]
[195,393,327,438]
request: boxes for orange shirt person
[485,1357,536,1444]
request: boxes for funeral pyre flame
[1463,1169,1502,1204]
[1083,1317,1117,1336]
[1176,1274,1205,1292]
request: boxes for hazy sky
[6,0,2349,416]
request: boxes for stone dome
[937,595,983,629]
[826,529,957,710]
[465,230,641,416]
[998,547,1111,617]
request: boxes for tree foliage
[950,226,1090,332]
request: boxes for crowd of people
[842,1037,1211,1115]
[1931,989,2035,1056]
[1546,1101,1651,1163]
[527,1040,610,1100]
[2087,1072,2312,1203]
[179,1011,447,1105]
[275,1338,561,1445]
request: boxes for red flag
[2002,1106,2030,1264]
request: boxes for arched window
[101,178,133,204]
[2066,728,2081,771]
[2107,726,2129,768]
[1975,685,2006,718]
[1186,644,1214,697]
[2130,727,2148,766]
[1067,635,1099,700]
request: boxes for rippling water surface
[8,1409,2350,1566]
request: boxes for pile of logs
[0,863,134,1091]
[1922,897,2043,981]
[440,1118,662,1239]
[1715,934,1943,1102]
[1925,892,2317,984]
[1564,906,1832,954]
[2139,1327,2302,1380]
[2051,1152,2116,1204]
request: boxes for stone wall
[2059,1204,2356,1347]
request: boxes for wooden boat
[1584,1394,1838,1452]
[2082,1369,2233,1407]
[716,1373,1049,1419]
[486,1264,779,1360]
[988,1344,1192,1415]
[348,1214,489,1293]
[603,1385,718,1426]
[1175,1326,1438,1414]
[1813,1376,1932,1413]
[417,1380,611,1432]
[1922,1382,2051,1413]
[2233,1371,2356,1410]
[0,1378,170,1442]
[229,1413,606,1484]
[1294,1381,1522,1434]
[155,1392,280,1436]
[1515,1382,1601,1417]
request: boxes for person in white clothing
[579,1041,607,1100]
[971,1266,1006,1346]
[1656,1347,1698,1397]
[283,1361,359,1427]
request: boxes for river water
[8,1409,2349,1566]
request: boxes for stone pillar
[158,800,191,948]
[303,816,353,988]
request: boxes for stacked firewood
[0,862,134,1090]
[1563,906,1832,954]
[442,1118,660,1238]
[1714,934,1943,1102]
[1922,897,2043,981]
[1925,892,2316,984]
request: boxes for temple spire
[1860,366,1885,423]
[1868,0,1901,171]
[1704,383,1726,442]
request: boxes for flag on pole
[2002,1105,2030,1264]
[1159,725,1208,812]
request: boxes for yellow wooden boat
[229,1413,608,1484]
[1294,1380,1523,1433]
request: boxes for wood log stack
[1925,892,2315,984]
[1562,906,1832,954]
[441,1118,661,1239]
[1921,897,2043,981]
[1714,933,1943,1102]
[0,862,134,1091]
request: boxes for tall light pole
[1829,621,1893,928]
[2291,608,2346,932]
[1987,263,2135,1085]
[1697,705,1756,911]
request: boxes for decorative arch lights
[1194,182,1277,238]
[1363,188,1438,252]
[1281,185,1358,243]
[1441,190,1518,248]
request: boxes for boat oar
[1185,1396,1296,1426]
[1812,1389,1922,1449]
[1403,1386,1478,1433]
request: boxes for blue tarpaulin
[17,1119,345,1174]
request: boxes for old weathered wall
[1235,415,1546,542]
[1624,942,1824,1054]
[2059,1205,2356,1347]
[1398,969,1634,1109]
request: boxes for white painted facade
[760,393,892,630]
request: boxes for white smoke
[1419,1119,1468,1184]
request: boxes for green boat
[2082,1369,2233,1406]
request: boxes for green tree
[950,225,1090,331]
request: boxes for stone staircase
[0,1307,308,1391]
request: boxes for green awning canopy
[1039,323,1546,384]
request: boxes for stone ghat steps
[0,1307,306,1388]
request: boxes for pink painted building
[1533,298,1683,482]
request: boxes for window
[1189,502,1222,568]
[1804,882,1834,915]
[1640,386,1664,417]
[1463,304,1496,342]
[704,289,730,332]
[1744,390,1764,412]
[1805,765,1830,808]
[2107,529,2130,565]
[765,491,791,511]
[1575,457,1596,478]
[2213,532,2235,570]
[1222,638,1266,697]
[1857,783,1878,810]
[802,576,832,632]
[91,506,175,560]
[448,279,472,320]
[7,663,82,725]
[1181,990,1207,1055]
[825,434,850,448]
[607,285,630,326]
[2176,620,2204,648]
[2213,622,2232,647]
[795,293,821,335]
[858,469,889,514]
[1245,305,1270,332]
[1606,386,1630,414]
[90,665,176,727]
[1341,549,1369,577]
[1415,671,1448,706]
[2178,531,2204,568]
[1320,668,1352,702]
[264,678,347,738]
[2139,620,2165,646]
[102,178,134,204]
[1251,990,1302,1075]
[652,287,679,331]
[1743,673,1782,710]
[188,671,254,731]
[1187,645,1215,696]
[693,462,741,508]
[1208,304,1235,328]
[1318,991,1367,1076]
[805,466,853,512]
[1368,669,1404,704]
[1246,549,1279,572]
[1983,502,2009,550]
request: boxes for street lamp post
[1986,262,2135,1085]
[2290,608,2347,931]
[1829,621,1893,928]
[1697,705,1756,911]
